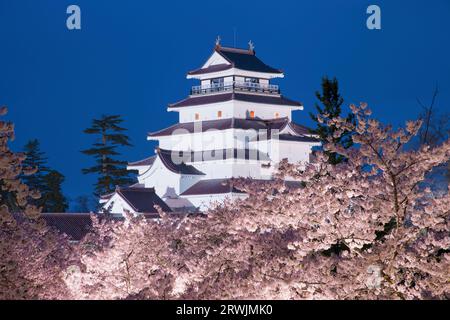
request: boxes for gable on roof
[188,46,283,76]
[216,47,283,74]
[157,148,205,175]
[202,49,231,68]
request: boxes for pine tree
[21,139,68,212]
[21,139,48,196]
[73,195,95,213]
[81,115,135,196]
[309,76,355,164]
[41,170,68,213]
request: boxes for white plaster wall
[232,100,293,120]
[139,157,181,196]
[224,76,233,83]
[158,129,236,151]
[203,51,229,67]
[188,160,234,179]
[231,161,272,179]
[178,101,233,123]
[189,159,271,180]
[269,140,316,164]
[158,129,276,152]
[182,193,247,211]
[176,100,298,123]
[180,175,202,194]
[137,156,201,198]
[103,193,135,215]
[188,68,284,81]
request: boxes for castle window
[211,77,224,88]
[217,110,222,118]
[249,111,255,118]
[195,113,200,120]
[244,77,259,84]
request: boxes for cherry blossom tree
[0,107,75,299]
[65,103,449,300]
[192,103,450,299]
[65,211,186,299]
[2,103,447,300]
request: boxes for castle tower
[101,42,320,213]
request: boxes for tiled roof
[284,180,304,189]
[277,134,320,143]
[216,46,283,74]
[288,122,312,136]
[188,63,233,75]
[168,92,301,109]
[128,155,156,167]
[157,148,205,175]
[181,179,246,196]
[100,192,115,200]
[117,187,173,213]
[187,46,283,75]
[42,213,95,241]
[149,117,290,137]
[41,210,205,241]
[181,178,304,197]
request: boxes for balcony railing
[191,81,280,96]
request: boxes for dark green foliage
[416,87,450,183]
[0,189,19,212]
[72,195,96,213]
[309,76,355,164]
[40,170,68,213]
[81,115,135,196]
[20,139,68,212]
[21,139,48,195]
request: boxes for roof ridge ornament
[215,35,221,49]
[248,40,255,53]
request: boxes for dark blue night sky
[1,0,449,204]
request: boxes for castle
[100,41,320,214]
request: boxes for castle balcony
[190,81,280,96]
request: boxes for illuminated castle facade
[101,41,320,213]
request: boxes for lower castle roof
[128,155,156,167]
[181,179,246,196]
[157,148,205,175]
[116,187,173,213]
[168,92,302,109]
[148,117,296,138]
[180,178,304,196]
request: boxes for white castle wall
[184,193,248,211]
[177,100,296,123]
[158,129,264,151]
[232,100,293,120]
[187,159,273,180]
[138,156,201,197]
[269,139,315,164]
[103,193,135,214]
[101,46,320,214]
[178,101,233,123]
